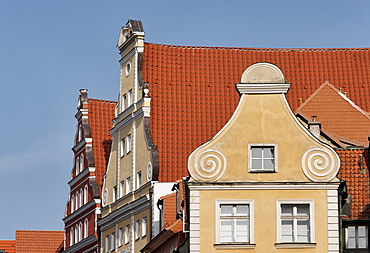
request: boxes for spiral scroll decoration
[302,148,338,181]
[193,150,226,181]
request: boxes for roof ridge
[88,98,117,104]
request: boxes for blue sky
[0,0,369,239]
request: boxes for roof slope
[15,230,63,253]
[144,43,370,181]
[296,81,370,145]
[0,240,15,253]
[88,99,116,188]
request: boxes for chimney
[308,116,321,139]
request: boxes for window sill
[214,243,256,249]
[249,169,276,173]
[275,243,316,249]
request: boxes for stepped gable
[337,148,370,219]
[15,230,63,253]
[296,81,370,145]
[88,98,117,189]
[144,43,370,181]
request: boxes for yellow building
[187,63,341,252]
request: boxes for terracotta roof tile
[0,240,15,253]
[15,230,64,253]
[337,149,370,219]
[144,43,370,181]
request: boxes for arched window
[80,154,84,172]
[79,222,83,241]
[75,191,79,209]
[75,225,79,243]
[78,125,83,142]
[70,228,74,246]
[71,195,75,213]
[75,156,80,176]
[84,219,88,238]
[79,189,83,207]
[84,185,88,204]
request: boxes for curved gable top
[188,63,340,183]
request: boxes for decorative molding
[190,149,227,181]
[63,234,98,253]
[68,167,95,187]
[63,200,100,224]
[302,148,339,182]
[214,243,256,249]
[110,105,146,136]
[275,243,316,249]
[236,83,291,94]
[189,190,200,253]
[327,190,340,253]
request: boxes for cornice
[236,83,291,94]
[74,109,88,120]
[63,234,98,253]
[118,47,136,65]
[98,195,149,231]
[63,199,101,224]
[68,167,95,187]
[110,105,145,136]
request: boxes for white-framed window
[70,228,74,246]
[105,235,110,253]
[126,134,131,154]
[113,186,117,202]
[126,177,131,194]
[128,89,132,106]
[75,191,79,209]
[216,199,254,244]
[75,225,79,243]
[111,232,116,251]
[80,154,84,172]
[120,181,125,198]
[119,228,123,247]
[276,200,314,243]
[125,62,131,77]
[135,220,141,240]
[122,94,127,111]
[248,144,277,172]
[75,156,80,176]
[125,225,130,245]
[71,194,75,213]
[345,224,368,250]
[142,217,147,237]
[137,171,142,190]
[120,138,125,157]
[79,222,82,242]
[84,219,88,239]
[84,185,88,204]
[79,189,83,207]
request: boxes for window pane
[235,219,249,242]
[263,159,274,170]
[220,205,233,216]
[347,237,356,249]
[252,159,262,170]
[281,220,293,242]
[220,219,233,242]
[358,226,367,237]
[263,147,274,158]
[281,205,294,215]
[358,237,367,248]
[252,147,262,158]
[236,205,249,216]
[297,205,309,215]
[347,226,356,237]
[297,220,310,242]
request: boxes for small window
[111,232,116,251]
[113,186,118,202]
[79,189,83,207]
[75,156,80,176]
[137,171,142,190]
[345,225,368,250]
[125,225,130,244]
[128,89,132,106]
[126,177,131,194]
[249,144,277,172]
[84,185,88,204]
[84,219,88,239]
[105,235,110,253]
[120,138,125,157]
[75,225,79,243]
[80,154,84,172]
[126,134,131,154]
[71,195,75,213]
[122,94,127,111]
[135,220,141,240]
[120,181,125,198]
[219,204,250,243]
[142,217,147,237]
[75,191,79,209]
[70,228,74,246]
[125,62,131,77]
[119,228,123,247]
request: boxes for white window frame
[248,144,277,172]
[105,235,110,253]
[112,186,117,202]
[75,191,79,209]
[79,154,84,172]
[120,138,125,157]
[71,194,75,213]
[122,94,127,111]
[125,225,130,245]
[135,220,141,240]
[119,181,125,198]
[126,134,131,154]
[128,89,132,106]
[84,185,88,204]
[70,227,74,246]
[137,171,142,190]
[142,217,147,237]
[75,156,80,176]
[118,228,123,247]
[84,219,88,239]
[345,224,368,249]
[215,199,254,245]
[276,199,315,244]
[126,177,131,194]
[79,189,83,207]
[111,232,116,251]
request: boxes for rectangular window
[249,144,277,172]
[125,225,130,244]
[119,181,125,198]
[111,232,116,250]
[126,134,131,154]
[142,217,147,237]
[126,177,131,194]
[219,204,250,243]
[118,228,123,247]
[105,235,110,253]
[113,186,117,202]
[279,203,311,243]
[128,89,132,106]
[346,225,368,249]
[135,220,141,240]
[122,94,127,111]
[120,138,125,157]
[137,171,142,190]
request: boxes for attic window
[125,62,131,77]
[248,144,277,172]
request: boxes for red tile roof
[15,230,64,253]
[144,43,370,181]
[161,192,177,228]
[0,240,15,253]
[296,81,370,145]
[337,148,370,219]
[88,99,117,189]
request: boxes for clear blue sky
[0,0,369,239]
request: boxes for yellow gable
[188,63,340,183]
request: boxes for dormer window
[248,144,277,172]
